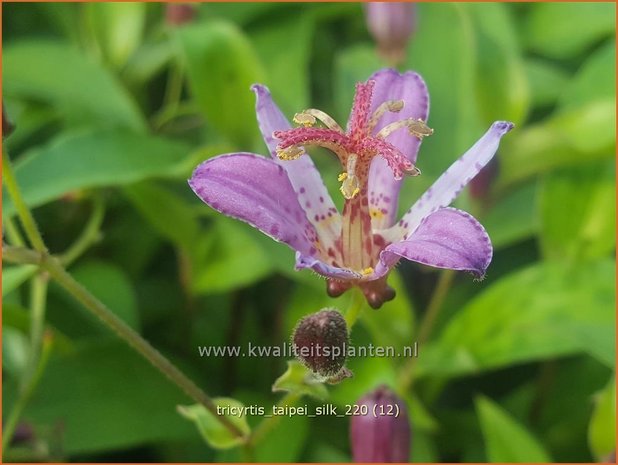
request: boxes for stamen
[376,118,433,140]
[294,109,343,132]
[339,154,360,199]
[276,145,304,160]
[367,100,404,133]
[293,112,316,127]
[407,118,434,139]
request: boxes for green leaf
[272,360,328,400]
[2,265,37,296]
[497,42,616,187]
[417,259,616,377]
[70,260,140,331]
[524,58,570,108]
[482,182,539,249]
[252,13,313,112]
[176,20,265,146]
[177,398,250,450]
[83,3,146,69]
[2,326,30,377]
[16,340,196,454]
[524,3,615,60]
[497,99,615,188]
[124,181,200,249]
[476,395,552,462]
[3,129,191,217]
[469,3,530,125]
[539,161,616,261]
[191,218,273,294]
[589,377,616,459]
[559,41,615,111]
[3,41,145,131]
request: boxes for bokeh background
[2,2,616,462]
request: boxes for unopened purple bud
[365,2,416,65]
[3,104,14,138]
[166,3,197,26]
[350,385,411,462]
[292,309,349,379]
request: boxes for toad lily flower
[189,69,513,309]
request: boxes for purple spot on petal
[300,187,306,194]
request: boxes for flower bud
[165,3,197,27]
[365,2,416,65]
[292,309,349,379]
[350,385,411,462]
[3,104,14,138]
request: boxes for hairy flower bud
[166,3,197,26]
[365,2,416,65]
[292,309,349,380]
[350,385,411,462]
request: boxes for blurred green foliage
[2,2,615,462]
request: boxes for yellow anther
[362,267,374,276]
[403,165,421,177]
[407,119,434,139]
[276,146,304,160]
[340,179,360,200]
[293,112,316,127]
[339,154,360,200]
[295,109,343,132]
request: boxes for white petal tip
[492,121,515,134]
[250,83,269,94]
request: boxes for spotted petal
[366,69,429,229]
[252,84,342,260]
[375,207,492,278]
[295,253,363,281]
[384,121,514,242]
[189,153,320,258]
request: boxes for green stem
[2,152,47,253]
[27,273,49,377]
[398,270,455,391]
[2,331,53,454]
[3,246,246,440]
[60,196,105,266]
[247,392,301,448]
[5,217,26,247]
[345,287,365,329]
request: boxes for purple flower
[365,2,416,65]
[189,69,513,308]
[350,385,411,462]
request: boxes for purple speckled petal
[189,153,320,257]
[378,207,493,278]
[366,69,429,230]
[295,252,362,281]
[251,84,342,260]
[385,121,514,242]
